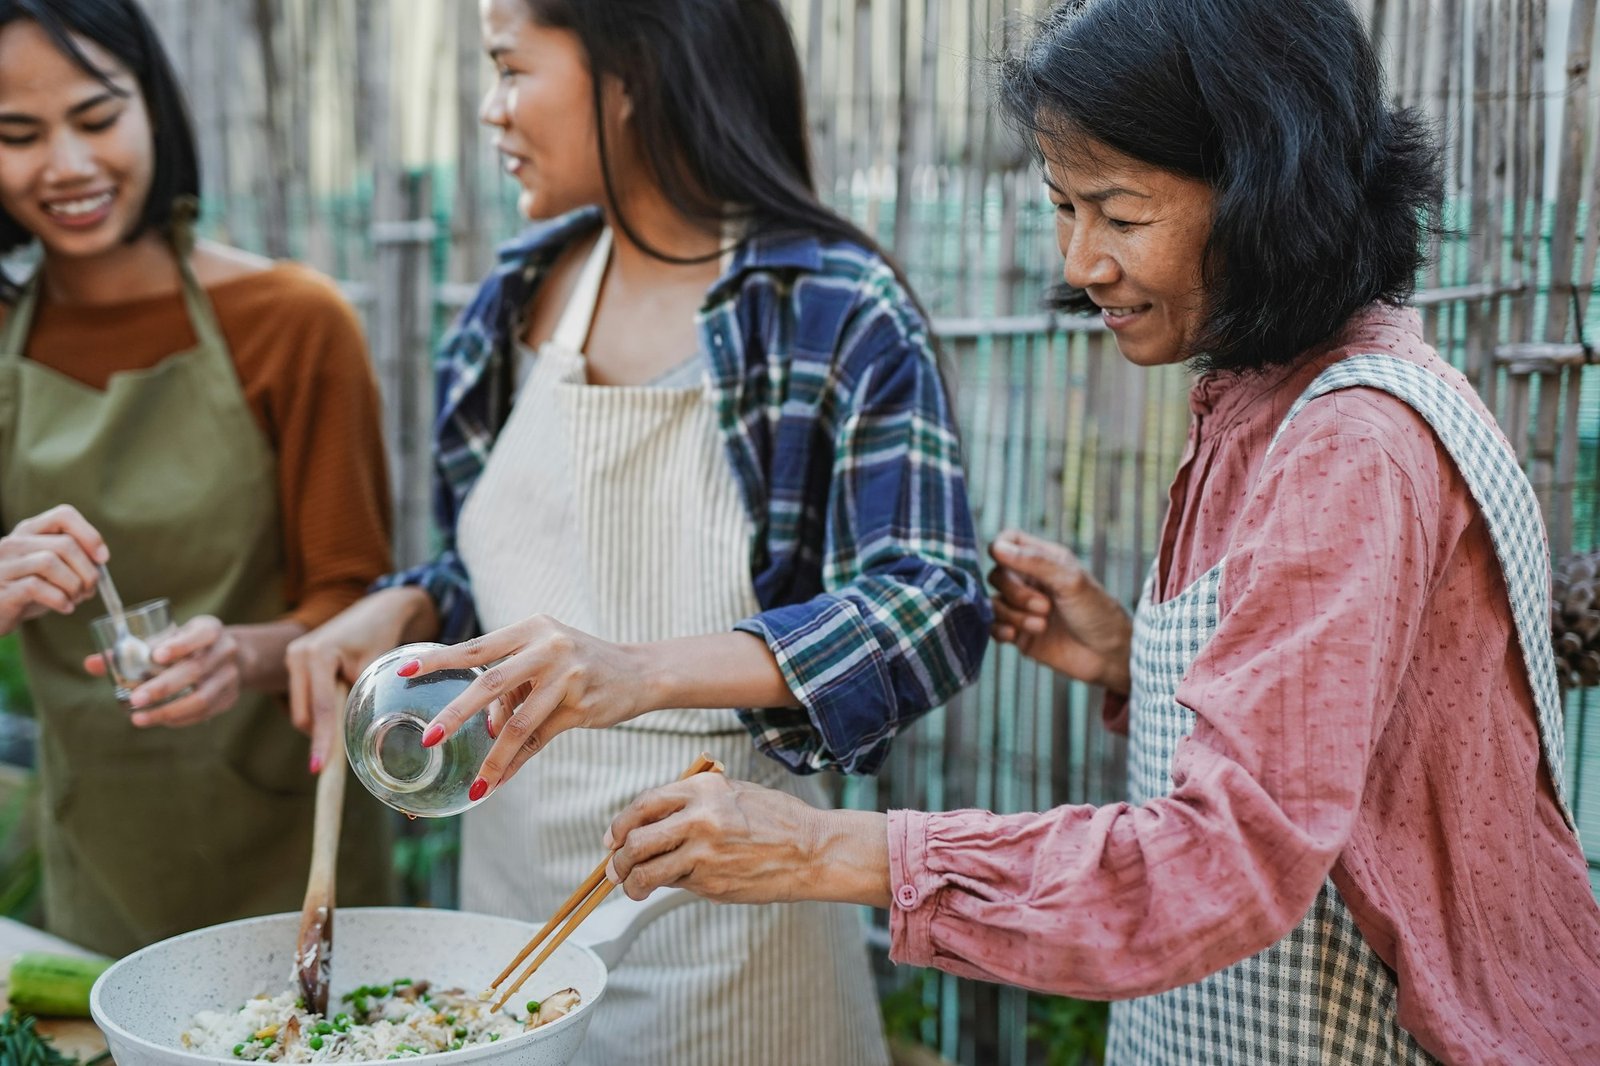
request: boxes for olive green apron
[0,236,393,957]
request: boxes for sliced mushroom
[528,988,582,1029]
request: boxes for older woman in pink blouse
[604,0,1600,1061]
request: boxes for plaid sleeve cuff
[370,552,479,643]
[733,598,898,775]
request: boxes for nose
[43,130,95,184]
[479,81,508,128]
[1061,222,1118,291]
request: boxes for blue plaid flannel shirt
[376,207,990,774]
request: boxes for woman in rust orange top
[0,0,394,955]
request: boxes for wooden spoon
[295,684,349,1016]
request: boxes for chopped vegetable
[7,954,113,1019]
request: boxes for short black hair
[1002,0,1444,373]
[0,0,201,258]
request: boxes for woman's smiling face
[0,19,156,261]
[1040,132,1216,367]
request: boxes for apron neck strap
[166,200,230,356]
[551,227,612,353]
[0,276,41,361]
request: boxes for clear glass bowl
[343,642,494,818]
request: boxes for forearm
[636,630,798,713]
[233,619,310,693]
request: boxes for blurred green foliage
[0,634,31,717]
[1028,995,1109,1066]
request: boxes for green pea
[308,1036,324,1051]
[259,1037,274,1049]
[392,978,412,987]
[232,1045,245,1057]
[453,1027,468,1039]
[488,1033,501,1042]
[525,1000,540,1014]
[314,1022,334,1036]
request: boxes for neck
[601,181,724,284]
[39,233,182,307]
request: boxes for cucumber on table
[7,953,111,1018]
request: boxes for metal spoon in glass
[96,564,154,683]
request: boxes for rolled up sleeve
[737,304,990,774]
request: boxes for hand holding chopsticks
[487,753,724,1012]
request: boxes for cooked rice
[180,980,579,1062]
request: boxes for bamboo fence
[113,1,1600,1062]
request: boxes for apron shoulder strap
[0,273,43,362]
[166,203,231,359]
[550,228,613,354]
[1268,352,1575,830]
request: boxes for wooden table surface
[0,916,110,1061]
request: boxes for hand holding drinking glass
[84,612,241,727]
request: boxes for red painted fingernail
[486,717,498,739]
[397,659,421,678]
[468,778,489,802]
[421,724,445,748]
[309,754,324,775]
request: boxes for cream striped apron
[456,228,890,1066]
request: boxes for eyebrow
[1041,173,1150,203]
[0,90,120,126]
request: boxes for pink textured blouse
[887,305,1600,1063]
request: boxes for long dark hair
[1001,0,1444,373]
[0,0,200,271]
[521,0,886,267]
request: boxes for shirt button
[895,884,921,909]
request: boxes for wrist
[381,586,441,644]
[627,641,675,718]
[1098,615,1134,696]
[804,808,891,908]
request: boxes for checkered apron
[1105,354,1571,1064]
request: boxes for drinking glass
[89,598,174,706]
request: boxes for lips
[40,188,116,227]
[1096,300,1153,329]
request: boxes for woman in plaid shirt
[288,1,987,1062]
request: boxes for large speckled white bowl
[90,893,691,1066]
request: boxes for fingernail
[128,692,147,708]
[602,829,614,850]
[604,859,620,885]
[309,754,324,775]
[130,713,149,727]
[95,546,110,563]
[397,659,421,678]
[421,724,445,748]
[486,717,498,739]
[468,778,489,803]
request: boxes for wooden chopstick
[489,752,723,1012]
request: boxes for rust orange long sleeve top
[887,305,1600,1063]
[0,262,393,629]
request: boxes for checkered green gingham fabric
[1106,352,1567,1063]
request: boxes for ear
[601,73,633,125]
